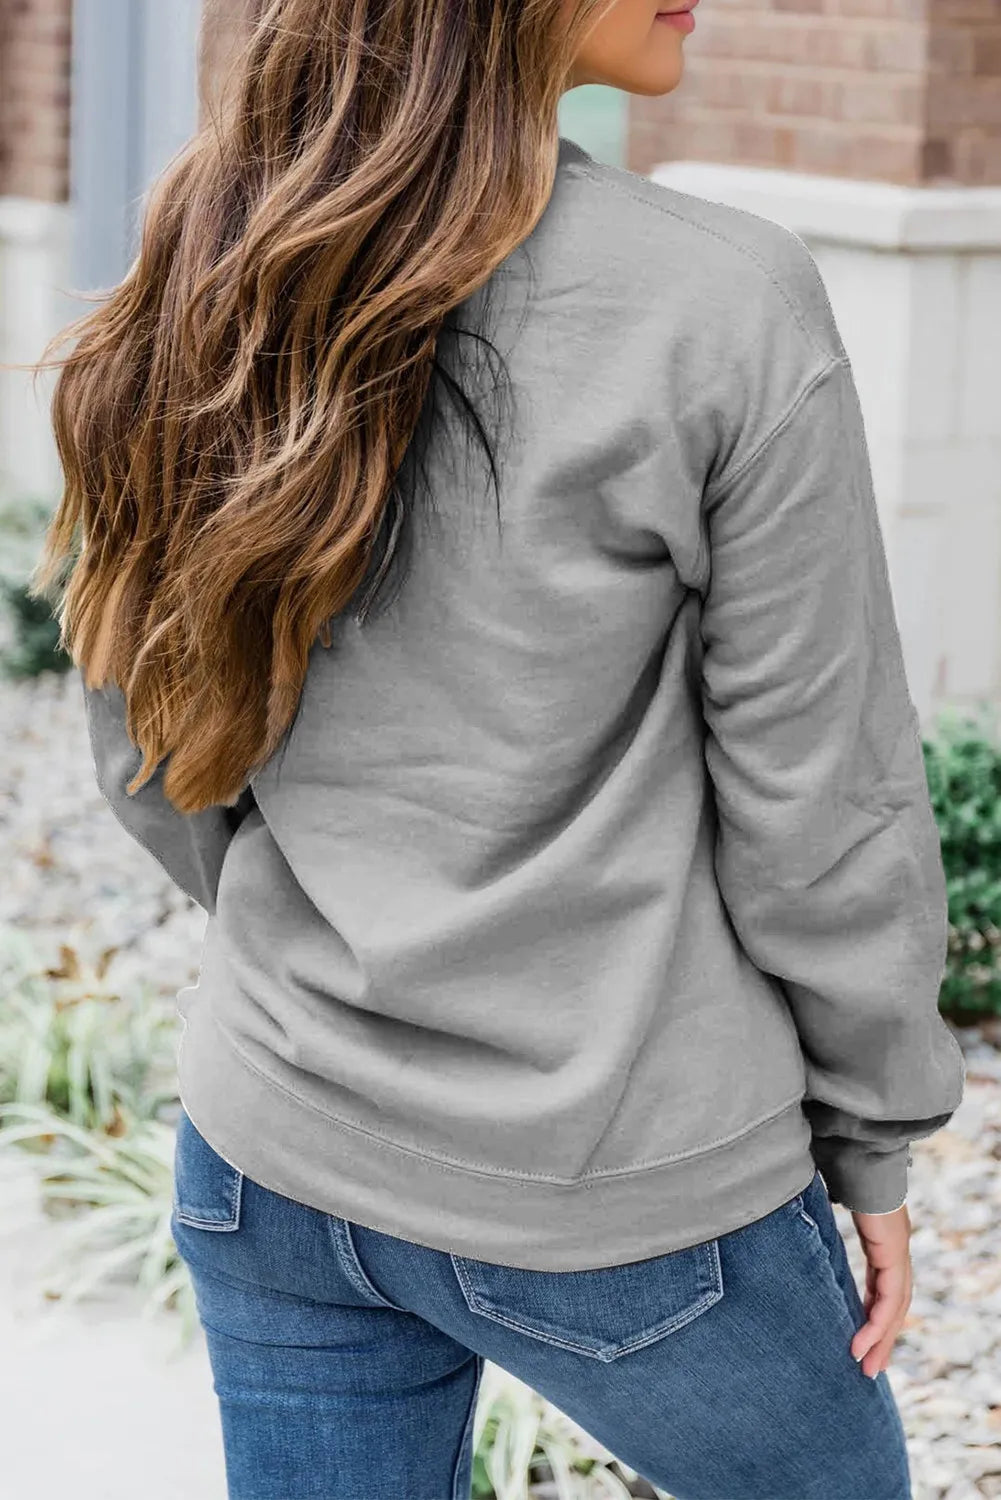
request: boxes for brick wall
[928,0,1001,183]
[4,0,996,207]
[629,0,1001,186]
[0,0,72,202]
[0,0,258,206]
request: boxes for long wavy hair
[25,0,608,813]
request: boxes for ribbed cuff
[811,1139,911,1214]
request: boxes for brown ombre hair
[24,0,609,813]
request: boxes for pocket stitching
[326,1216,408,1312]
[172,1165,243,1232]
[791,1196,862,1340]
[171,1110,244,1232]
[450,1239,724,1363]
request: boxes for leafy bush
[0,576,70,679]
[471,1363,671,1498]
[0,493,69,680]
[0,925,195,1342]
[0,928,179,1127]
[925,705,1001,1020]
[0,1101,197,1345]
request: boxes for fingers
[851,1268,909,1376]
[849,1209,912,1378]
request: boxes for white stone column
[652,160,1001,726]
[0,197,73,537]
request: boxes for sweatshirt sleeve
[82,674,256,916]
[697,351,966,1215]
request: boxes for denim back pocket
[171,1105,244,1232]
[450,1237,723,1363]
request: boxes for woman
[31,1,965,1496]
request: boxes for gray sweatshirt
[82,135,965,1269]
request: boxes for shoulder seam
[704,354,850,505]
[567,159,837,362]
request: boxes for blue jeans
[170,1104,912,1500]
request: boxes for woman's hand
[848,1205,913,1378]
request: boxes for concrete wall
[654,159,1001,721]
[0,0,72,519]
[0,0,201,517]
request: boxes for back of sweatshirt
[83,134,966,1269]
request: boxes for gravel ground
[3,667,1001,1500]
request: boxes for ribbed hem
[811,1139,911,1215]
[176,999,818,1272]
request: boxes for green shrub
[0,575,70,679]
[470,1362,671,1499]
[0,926,195,1342]
[0,493,69,679]
[924,705,1001,1021]
[0,927,178,1128]
[0,1100,198,1346]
